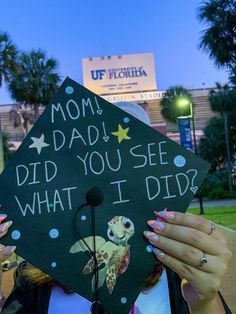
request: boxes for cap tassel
[73,187,105,313]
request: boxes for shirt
[48,269,171,314]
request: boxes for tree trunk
[34,104,40,120]
[25,120,29,134]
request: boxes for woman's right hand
[0,214,16,264]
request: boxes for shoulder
[1,262,51,314]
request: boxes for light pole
[177,98,204,214]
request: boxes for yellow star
[111,124,131,143]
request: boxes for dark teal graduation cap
[0,77,209,314]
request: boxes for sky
[0,0,229,104]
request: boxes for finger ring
[208,221,215,235]
[199,252,207,267]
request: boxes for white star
[29,134,50,155]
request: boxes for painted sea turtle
[69,215,135,294]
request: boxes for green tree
[160,86,193,123]
[209,83,236,155]
[0,32,18,172]
[207,83,236,190]
[0,31,18,86]
[197,0,236,159]
[2,132,15,163]
[199,116,229,171]
[209,82,236,113]
[229,67,236,85]
[8,49,60,120]
[197,0,236,68]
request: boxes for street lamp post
[191,108,197,154]
[177,98,204,215]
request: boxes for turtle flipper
[106,264,117,294]
[69,236,106,253]
[83,248,110,274]
[83,257,95,274]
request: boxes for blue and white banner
[178,117,192,149]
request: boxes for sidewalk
[189,198,236,208]
[217,225,236,313]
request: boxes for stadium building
[0,52,217,149]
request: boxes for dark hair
[22,261,163,292]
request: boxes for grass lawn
[187,206,236,231]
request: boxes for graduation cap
[0,77,209,314]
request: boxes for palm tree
[0,32,17,172]
[197,0,236,68]
[0,31,18,86]
[160,86,193,123]
[8,49,60,120]
[209,82,236,113]
[197,0,236,191]
[209,82,236,191]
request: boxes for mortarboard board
[0,77,209,314]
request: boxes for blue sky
[0,0,229,104]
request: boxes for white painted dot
[174,155,186,168]
[51,262,57,268]
[121,297,127,304]
[65,86,74,94]
[81,215,87,221]
[49,229,59,239]
[123,117,130,123]
[11,230,21,240]
[146,244,153,253]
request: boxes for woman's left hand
[144,210,232,313]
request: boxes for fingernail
[1,246,16,257]
[0,221,13,233]
[157,211,175,220]
[143,231,159,241]
[147,220,156,225]
[147,220,165,231]
[0,214,7,223]
[154,211,166,222]
[153,248,165,259]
